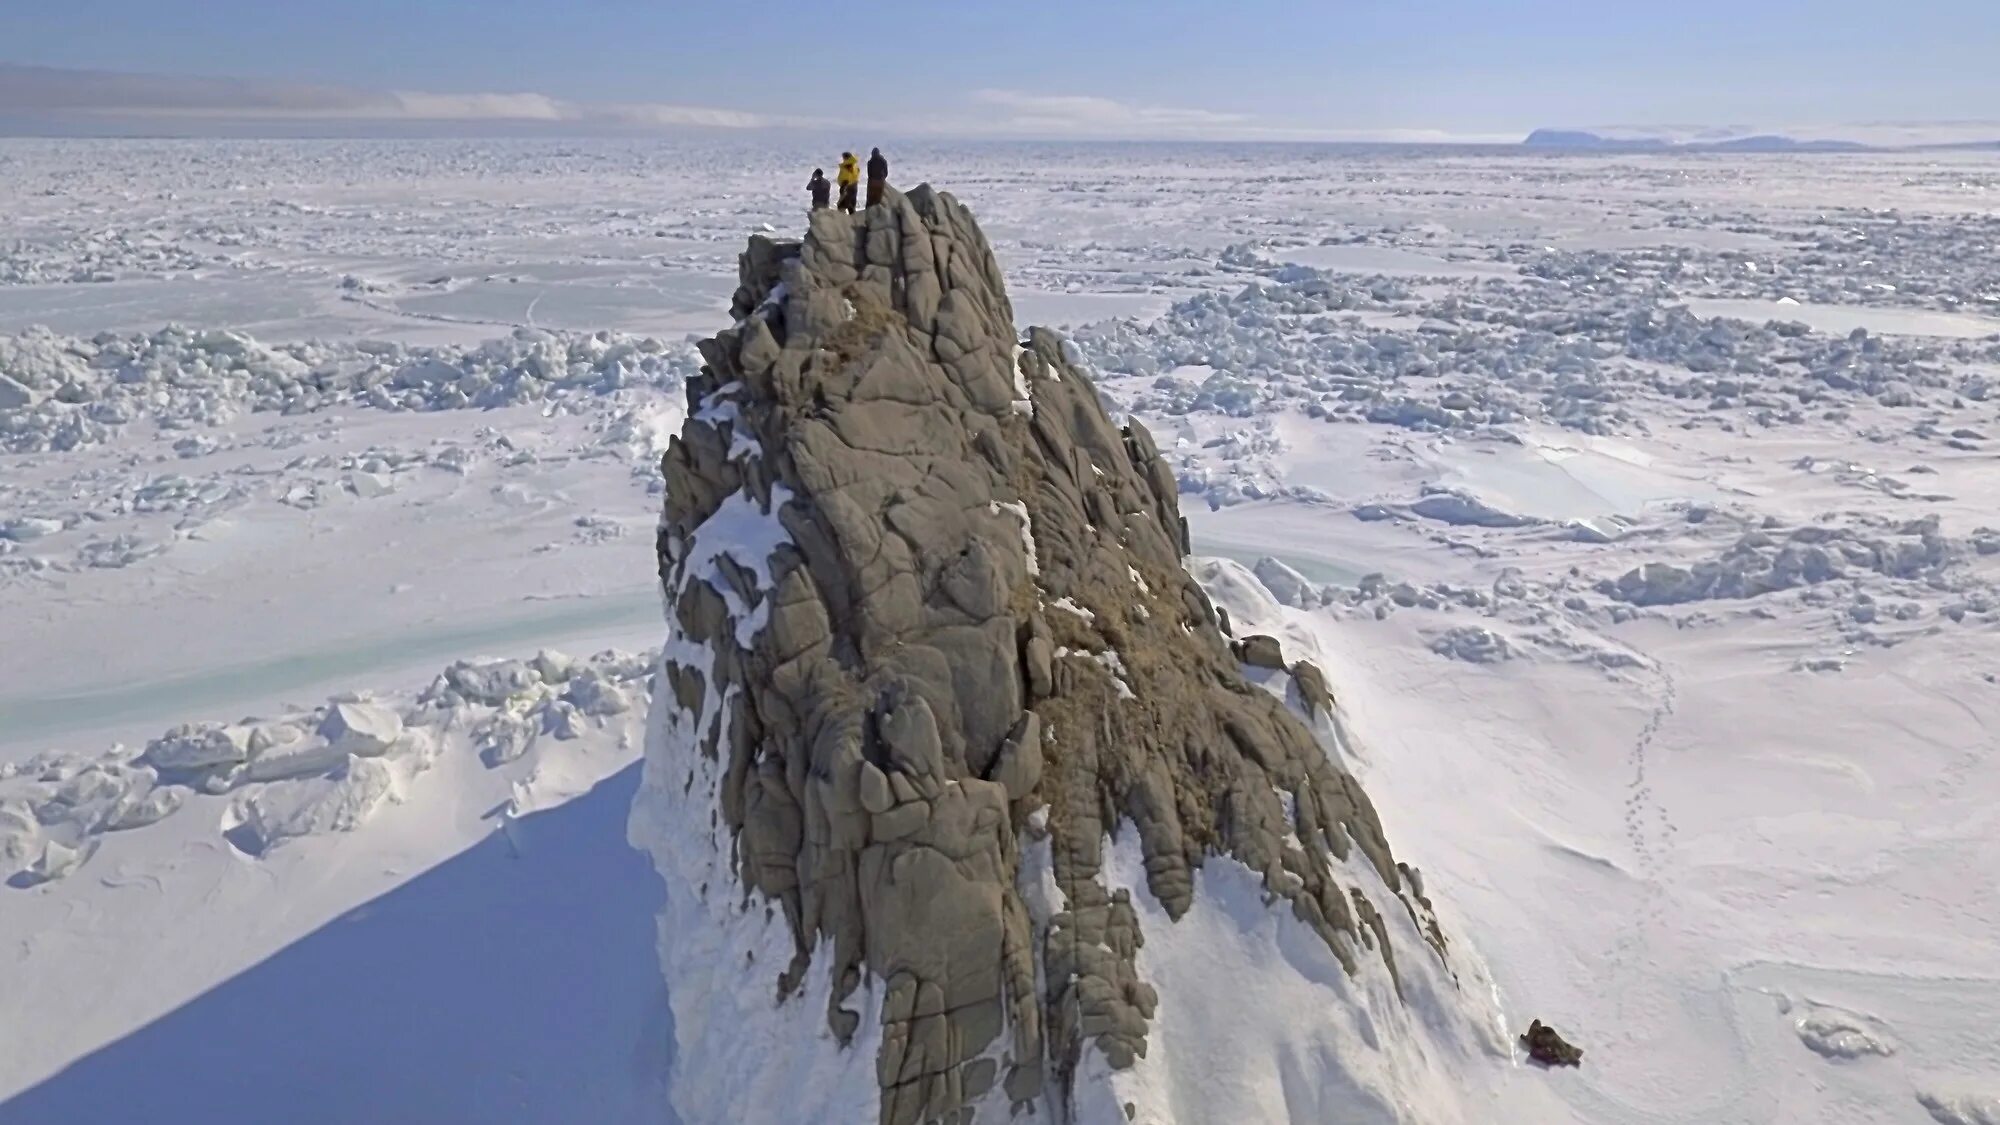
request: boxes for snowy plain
[2,137,1998,1123]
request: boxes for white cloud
[0,63,1518,142]
[1313,127,1522,145]
[966,89,1250,136]
[0,64,771,129]
[10,63,1995,147]
[380,91,569,122]
[589,101,773,130]
[951,89,1520,143]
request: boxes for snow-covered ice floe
[0,647,661,1118]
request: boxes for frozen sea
[3,137,1999,1124]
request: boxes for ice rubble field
[2,137,1999,1123]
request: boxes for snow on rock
[563,665,634,716]
[75,534,168,569]
[318,700,405,755]
[531,649,578,682]
[0,516,66,542]
[143,723,253,771]
[28,761,184,836]
[1920,1090,2000,1125]
[1068,823,1506,1125]
[1565,516,1631,544]
[20,838,93,886]
[438,658,543,706]
[1410,485,1541,528]
[1603,516,1965,607]
[346,471,396,499]
[239,729,356,784]
[472,711,536,768]
[1183,555,1288,628]
[1429,625,1515,663]
[0,801,40,868]
[1252,555,1320,608]
[1793,1005,1895,1059]
[231,757,399,854]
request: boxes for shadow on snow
[3,763,679,1125]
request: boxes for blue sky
[4,0,1998,138]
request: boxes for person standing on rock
[807,168,831,211]
[836,152,861,214]
[865,147,889,207]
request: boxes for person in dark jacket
[865,147,889,207]
[807,168,831,210]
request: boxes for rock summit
[635,185,1453,1125]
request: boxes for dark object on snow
[1521,1020,1583,1068]
[1233,634,1285,670]
[1290,660,1333,717]
[866,147,889,206]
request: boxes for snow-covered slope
[0,647,668,1122]
[1192,512,2000,1124]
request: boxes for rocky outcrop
[1521,1020,1584,1068]
[638,186,1449,1124]
[1232,633,1287,670]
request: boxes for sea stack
[631,185,1478,1124]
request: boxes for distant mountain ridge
[1523,129,1670,150]
[1524,123,2000,152]
[1525,128,1870,153]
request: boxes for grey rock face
[1291,659,1335,718]
[654,186,1444,1123]
[1233,633,1288,670]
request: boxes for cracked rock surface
[644,185,1446,1124]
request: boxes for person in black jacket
[865,148,889,207]
[807,168,831,210]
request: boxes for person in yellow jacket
[835,152,860,214]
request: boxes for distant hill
[1702,134,1869,152]
[1525,124,2000,152]
[1523,129,1670,150]
[1525,128,1870,153]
